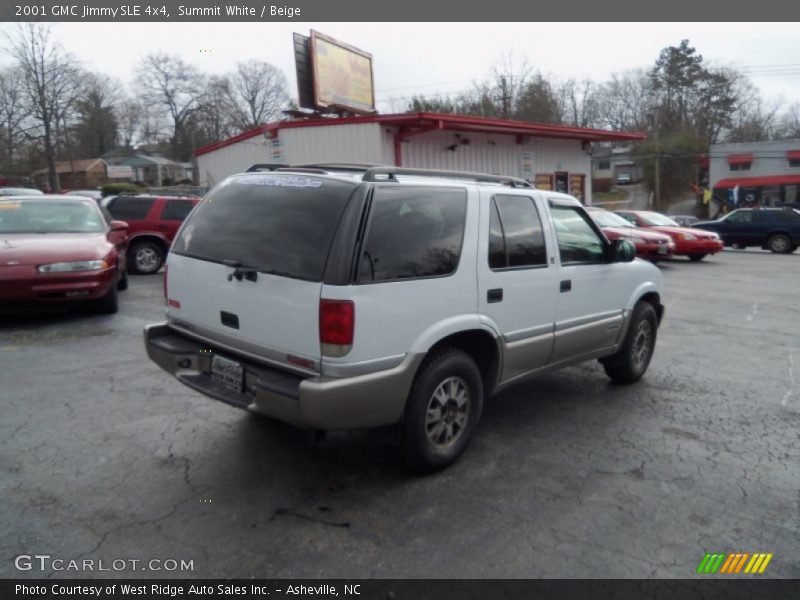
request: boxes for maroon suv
[104,194,199,274]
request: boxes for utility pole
[653,108,660,211]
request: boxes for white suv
[145,165,664,471]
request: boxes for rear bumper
[144,322,421,430]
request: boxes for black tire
[400,347,483,473]
[767,233,792,254]
[601,302,657,384]
[687,253,706,262]
[95,282,119,314]
[128,240,165,274]
[116,268,128,291]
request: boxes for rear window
[107,196,155,220]
[356,186,467,283]
[172,174,355,282]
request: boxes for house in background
[105,153,186,187]
[591,145,641,192]
[31,158,108,191]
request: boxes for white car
[145,165,664,471]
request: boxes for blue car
[694,208,800,254]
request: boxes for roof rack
[293,163,379,172]
[362,166,532,188]
[245,163,290,172]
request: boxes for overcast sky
[1,22,799,113]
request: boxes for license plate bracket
[211,355,244,393]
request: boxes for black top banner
[0,0,799,21]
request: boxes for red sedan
[0,196,128,314]
[615,210,723,261]
[586,207,675,261]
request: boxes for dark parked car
[104,194,200,274]
[0,196,129,314]
[672,215,699,227]
[694,208,800,254]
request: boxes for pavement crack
[270,508,350,528]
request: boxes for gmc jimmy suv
[145,165,664,471]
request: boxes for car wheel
[116,268,129,291]
[767,233,792,254]
[400,346,483,473]
[687,253,706,262]
[601,302,657,384]
[95,282,119,314]
[129,241,164,274]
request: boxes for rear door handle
[487,288,503,303]
[560,279,572,293]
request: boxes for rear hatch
[165,173,358,374]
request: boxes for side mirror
[109,220,128,232]
[612,239,636,263]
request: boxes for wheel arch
[423,329,501,397]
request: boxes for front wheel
[687,253,706,262]
[601,302,657,384]
[95,282,119,314]
[400,347,483,473]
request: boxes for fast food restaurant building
[195,112,644,205]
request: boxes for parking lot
[2,249,799,579]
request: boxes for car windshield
[639,212,679,227]
[589,209,634,228]
[0,199,106,233]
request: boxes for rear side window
[778,210,800,222]
[489,194,547,269]
[356,186,467,283]
[172,174,355,282]
[107,197,154,220]
[160,199,195,221]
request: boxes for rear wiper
[223,259,258,282]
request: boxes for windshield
[589,209,634,228]
[172,174,356,282]
[638,211,679,227]
[0,199,106,233]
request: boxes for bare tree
[224,60,290,131]
[4,23,82,191]
[0,67,30,172]
[559,79,599,128]
[117,98,145,148]
[135,52,205,160]
[776,103,800,139]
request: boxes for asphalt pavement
[2,249,799,578]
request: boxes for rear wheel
[400,347,483,473]
[687,253,706,262]
[129,240,165,274]
[767,233,792,254]
[601,302,657,384]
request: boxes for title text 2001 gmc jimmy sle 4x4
[145,165,664,472]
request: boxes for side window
[161,199,195,221]
[616,212,637,225]
[752,211,771,224]
[727,211,752,223]
[778,210,800,223]
[107,197,154,221]
[489,194,547,269]
[550,204,606,265]
[356,187,467,283]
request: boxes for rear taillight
[320,299,354,357]
[163,265,168,300]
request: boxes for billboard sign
[309,30,375,114]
